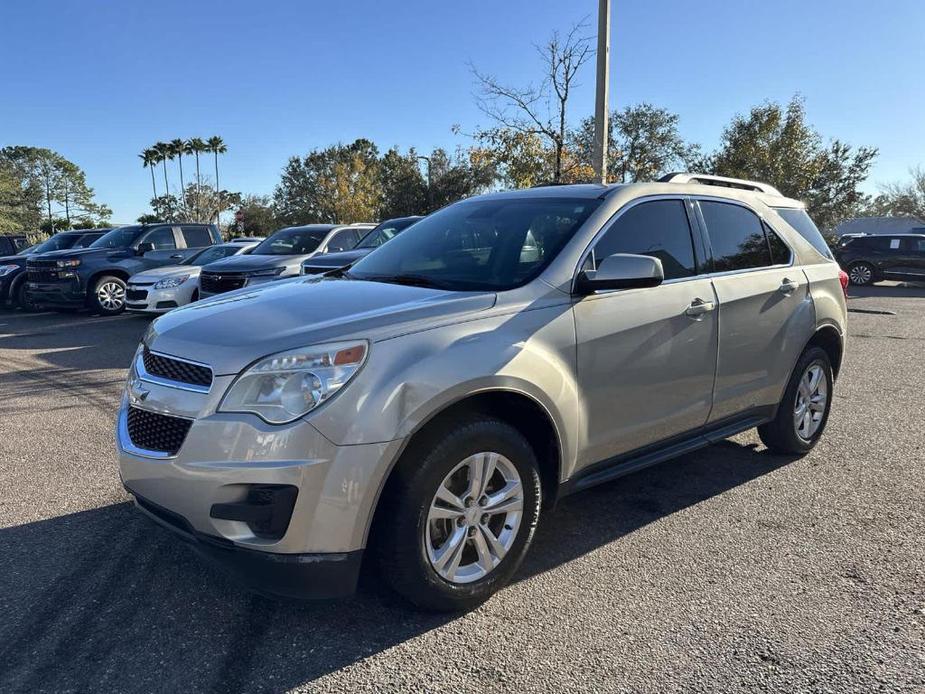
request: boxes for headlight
[219,340,368,424]
[55,259,81,268]
[154,274,191,289]
[248,267,285,278]
[0,264,18,277]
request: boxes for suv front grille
[126,406,192,456]
[27,259,62,282]
[200,272,247,294]
[142,347,212,388]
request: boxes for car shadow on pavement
[846,281,925,300]
[0,439,796,693]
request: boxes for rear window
[774,208,833,259]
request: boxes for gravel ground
[0,284,923,693]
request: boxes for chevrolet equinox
[118,174,848,611]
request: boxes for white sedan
[126,241,258,313]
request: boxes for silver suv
[118,174,847,611]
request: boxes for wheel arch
[805,324,844,380]
[87,267,131,288]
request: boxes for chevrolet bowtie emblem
[130,378,150,403]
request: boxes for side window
[181,225,212,248]
[764,223,791,265]
[888,237,902,250]
[585,200,697,280]
[142,226,177,250]
[773,208,833,259]
[326,229,357,252]
[700,201,771,272]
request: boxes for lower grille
[127,288,149,301]
[143,347,212,388]
[200,272,247,294]
[28,268,59,282]
[126,406,192,456]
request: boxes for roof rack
[658,172,782,196]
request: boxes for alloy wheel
[424,451,524,584]
[98,281,125,311]
[849,264,872,285]
[794,363,828,441]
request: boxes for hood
[0,254,29,266]
[200,253,307,275]
[129,265,202,283]
[147,276,496,375]
[301,248,372,270]
[29,247,124,262]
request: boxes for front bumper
[27,279,85,306]
[116,392,405,598]
[126,282,189,313]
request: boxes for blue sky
[2,0,923,223]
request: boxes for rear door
[135,225,183,269]
[573,198,718,467]
[906,237,925,278]
[695,199,814,423]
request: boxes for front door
[573,198,718,469]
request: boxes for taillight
[838,269,849,298]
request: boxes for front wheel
[758,346,833,454]
[89,275,127,315]
[15,281,38,311]
[375,417,542,611]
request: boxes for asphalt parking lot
[1,285,924,693]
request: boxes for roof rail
[658,172,782,196]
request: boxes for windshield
[252,228,328,255]
[182,245,244,266]
[350,197,601,291]
[31,233,89,254]
[74,233,103,248]
[356,219,418,249]
[90,226,144,249]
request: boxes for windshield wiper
[358,273,451,289]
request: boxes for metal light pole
[592,0,611,184]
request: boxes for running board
[563,412,771,496]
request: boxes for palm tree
[207,136,227,223]
[153,141,172,218]
[186,138,206,221]
[138,148,158,215]
[169,138,186,214]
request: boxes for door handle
[778,278,799,294]
[685,297,715,317]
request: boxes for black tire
[14,281,38,312]
[88,275,127,315]
[191,289,200,302]
[758,346,833,455]
[847,261,876,286]
[374,416,542,612]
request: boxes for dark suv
[27,223,221,314]
[1,229,109,309]
[835,233,925,285]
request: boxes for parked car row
[834,232,925,285]
[0,217,423,316]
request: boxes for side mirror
[136,242,155,255]
[575,253,664,294]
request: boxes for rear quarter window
[774,208,833,259]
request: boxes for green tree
[138,148,159,214]
[702,96,877,230]
[55,160,111,227]
[233,194,277,236]
[186,138,207,219]
[207,136,227,201]
[378,147,427,218]
[169,138,186,195]
[467,127,554,188]
[470,22,593,184]
[572,103,700,183]
[864,167,925,220]
[425,148,495,210]
[153,141,172,214]
[0,156,42,231]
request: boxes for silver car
[117,174,847,611]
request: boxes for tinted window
[13,237,29,251]
[184,245,243,266]
[143,227,176,250]
[585,200,696,280]
[181,225,212,248]
[764,224,791,265]
[701,201,771,272]
[30,233,85,254]
[73,233,104,248]
[351,197,601,291]
[90,226,145,249]
[774,208,833,259]
[326,229,359,252]
[357,219,419,249]
[252,228,330,255]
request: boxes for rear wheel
[758,346,833,454]
[89,275,127,315]
[848,261,875,286]
[375,417,541,611]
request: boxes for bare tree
[470,22,593,183]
